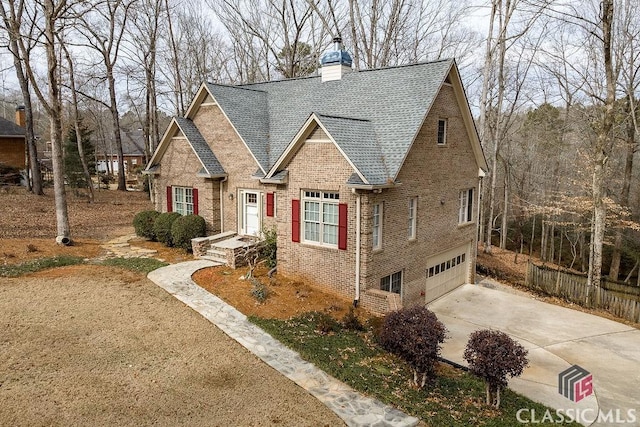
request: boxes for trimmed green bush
[153,212,181,246]
[133,210,160,240]
[171,214,206,251]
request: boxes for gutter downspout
[220,177,228,232]
[474,171,484,284]
[353,189,362,307]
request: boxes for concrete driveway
[429,281,640,427]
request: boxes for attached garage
[424,243,471,303]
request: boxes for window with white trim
[173,187,194,215]
[380,271,402,294]
[303,191,339,246]
[459,188,474,224]
[372,203,383,250]
[437,119,447,145]
[408,197,417,239]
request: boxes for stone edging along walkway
[147,260,420,427]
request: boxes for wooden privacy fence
[526,262,640,323]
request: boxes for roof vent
[320,37,353,82]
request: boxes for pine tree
[64,124,94,188]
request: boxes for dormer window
[437,119,447,145]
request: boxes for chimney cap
[320,38,352,67]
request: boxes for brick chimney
[15,106,26,128]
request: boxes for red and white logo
[558,365,593,402]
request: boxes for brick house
[145,43,488,313]
[0,107,27,171]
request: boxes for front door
[241,190,261,236]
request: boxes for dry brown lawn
[0,188,344,426]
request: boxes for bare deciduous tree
[74,0,134,191]
[0,0,44,195]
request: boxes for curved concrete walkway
[148,261,419,427]
[429,281,640,427]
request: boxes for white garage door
[424,243,471,303]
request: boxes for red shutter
[292,199,300,242]
[166,186,173,212]
[338,203,348,250]
[266,192,274,217]
[193,188,199,215]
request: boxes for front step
[204,248,227,265]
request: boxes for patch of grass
[100,257,168,274]
[250,314,578,426]
[0,256,85,277]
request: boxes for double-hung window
[173,187,194,215]
[303,191,339,246]
[408,197,417,239]
[380,271,402,294]
[372,203,383,250]
[458,188,474,224]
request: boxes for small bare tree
[464,329,528,408]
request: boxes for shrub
[463,329,528,408]
[261,226,277,269]
[316,312,341,334]
[171,214,206,251]
[342,307,365,331]
[0,162,21,185]
[153,212,181,246]
[377,305,446,388]
[133,210,160,240]
[249,278,269,303]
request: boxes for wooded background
[1,0,638,293]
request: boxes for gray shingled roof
[0,116,25,137]
[175,117,225,176]
[205,59,453,184]
[204,84,270,173]
[315,114,389,185]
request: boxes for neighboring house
[96,128,146,175]
[145,41,488,313]
[0,106,26,171]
